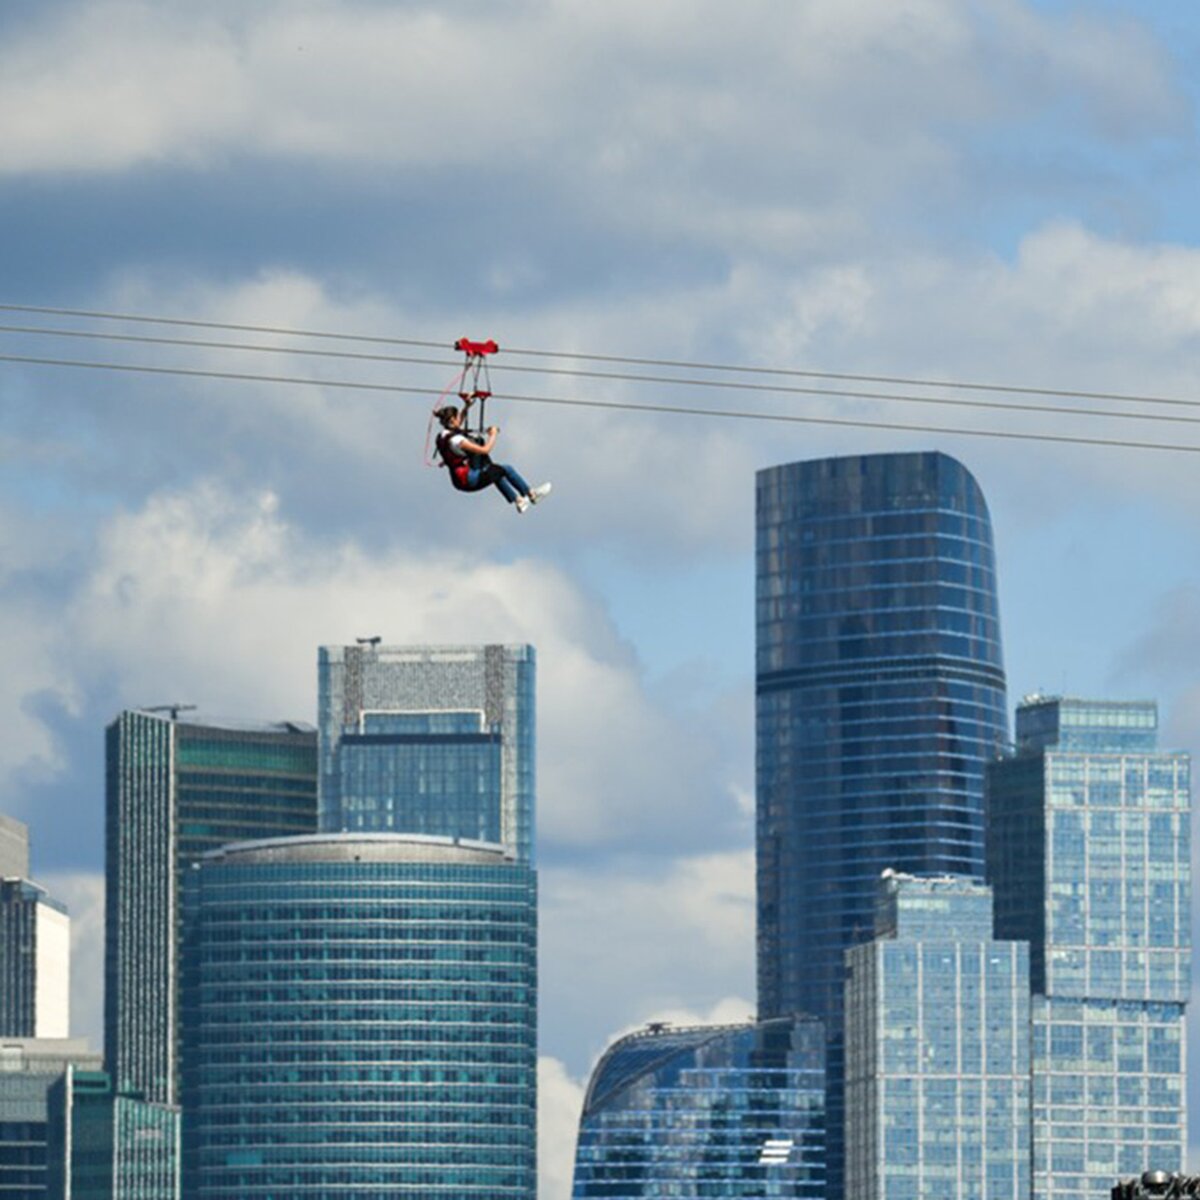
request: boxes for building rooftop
[196,831,513,867]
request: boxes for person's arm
[457,426,498,456]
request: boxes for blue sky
[2,2,1200,1193]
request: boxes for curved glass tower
[756,452,1007,1193]
[571,1017,825,1198]
[756,450,1007,1018]
[180,833,537,1199]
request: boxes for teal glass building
[844,872,1030,1200]
[756,452,1008,1194]
[987,697,1190,1199]
[318,644,535,863]
[571,1017,825,1198]
[180,834,537,1199]
[105,711,318,1107]
[47,1067,178,1200]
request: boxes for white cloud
[0,478,749,856]
[540,849,755,1067]
[538,1056,585,1200]
[0,0,1182,259]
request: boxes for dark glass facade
[180,835,537,1199]
[756,452,1008,1194]
[104,712,318,1108]
[572,1017,825,1198]
[47,1067,179,1200]
[318,645,535,863]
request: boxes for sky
[2,1,1200,1195]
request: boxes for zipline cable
[0,300,1195,412]
[1,350,1196,455]
[2,320,1199,428]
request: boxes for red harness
[436,432,475,490]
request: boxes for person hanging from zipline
[433,399,551,514]
[429,337,550,513]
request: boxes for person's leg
[480,463,519,503]
[498,463,530,496]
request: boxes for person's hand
[487,425,498,435]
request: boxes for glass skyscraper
[318,644,535,863]
[180,833,538,1199]
[756,452,1008,1193]
[571,1017,825,1198]
[47,1067,178,1200]
[104,710,317,1195]
[844,872,1030,1200]
[987,697,1190,1200]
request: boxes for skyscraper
[318,643,535,861]
[756,451,1008,1193]
[181,833,538,1198]
[987,697,1190,1199]
[0,816,70,1040]
[844,871,1030,1200]
[104,709,317,1192]
[180,643,540,1196]
[571,1017,826,1199]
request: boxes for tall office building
[987,697,1190,1200]
[180,643,540,1196]
[571,1017,826,1199]
[318,643,534,861]
[756,451,1008,1194]
[47,1067,177,1200]
[0,817,70,1040]
[844,872,1030,1200]
[104,708,317,1196]
[0,1040,102,1200]
[180,833,538,1198]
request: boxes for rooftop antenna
[356,636,382,648]
[142,704,197,721]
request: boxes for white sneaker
[514,496,530,514]
[528,482,552,504]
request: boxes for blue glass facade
[844,873,1030,1200]
[318,645,535,863]
[756,452,1008,1195]
[987,697,1191,1200]
[180,834,537,1199]
[571,1017,825,1198]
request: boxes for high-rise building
[844,871,1030,1200]
[180,833,538,1199]
[0,1040,102,1200]
[0,815,30,879]
[0,817,70,1040]
[104,710,317,1106]
[756,451,1008,1193]
[47,1066,178,1199]
[987,697,1190,1200]
[318,643,535,861]
[571,1017,826,1199]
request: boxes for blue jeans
[465,462,530,503]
